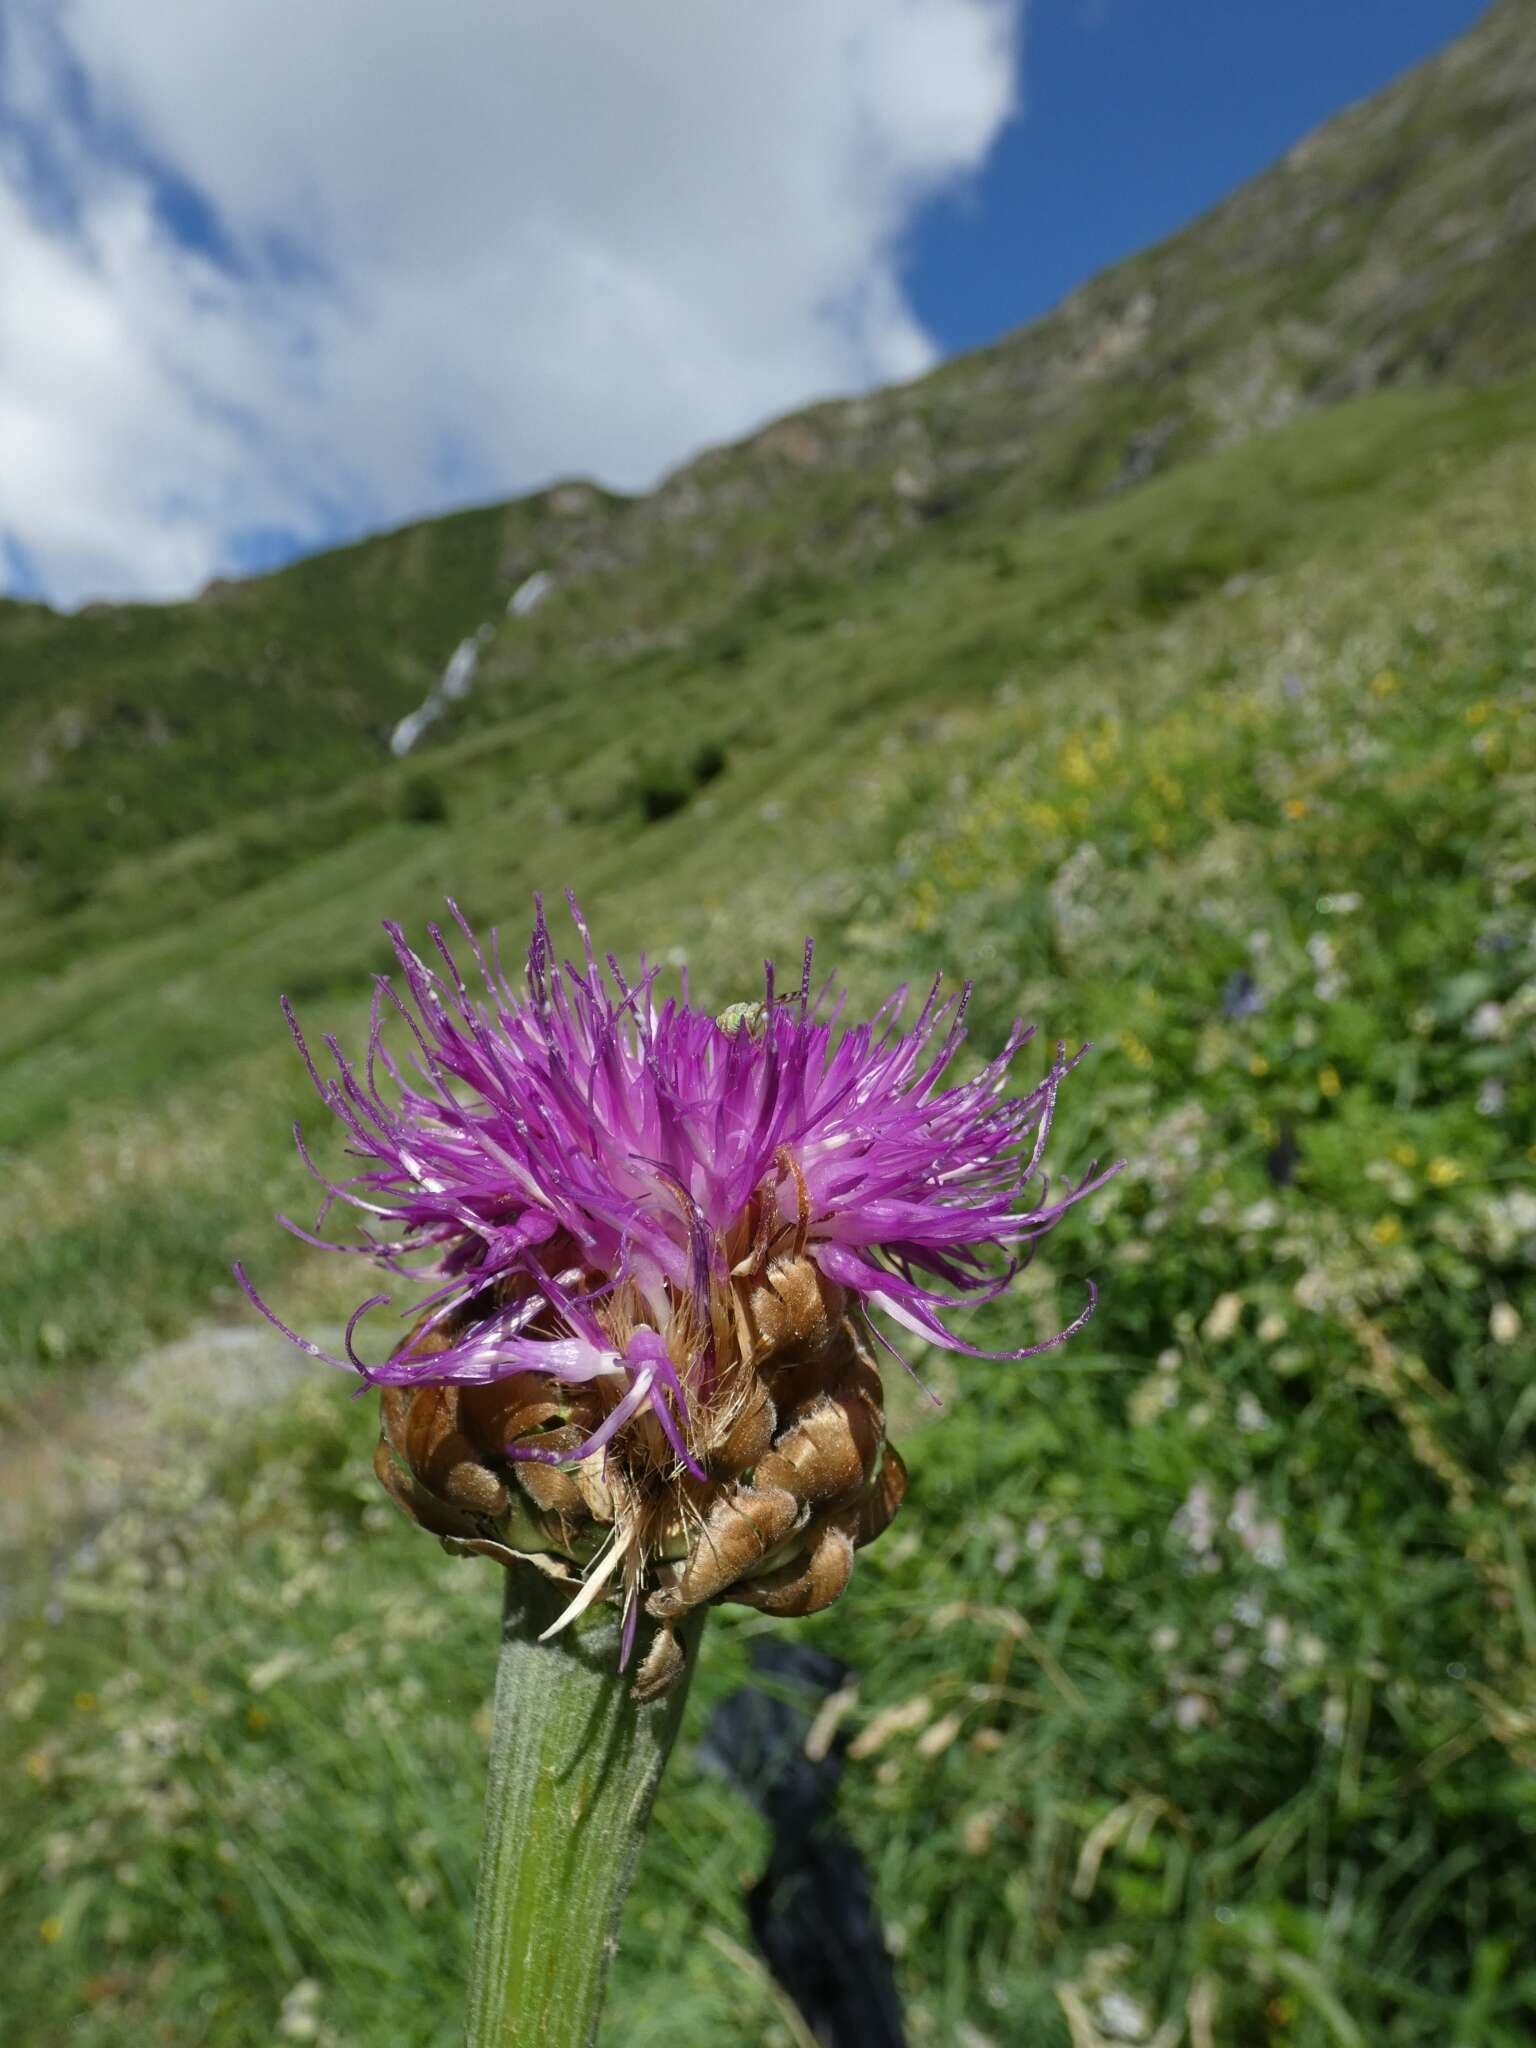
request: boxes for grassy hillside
[4,361,1534,2044]
[3,366,1534,1375]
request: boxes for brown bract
[372,1255,907,1700]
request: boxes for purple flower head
[240,897,1118,1467]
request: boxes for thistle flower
[240,898,1116,1696]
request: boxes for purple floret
[239,897,1118,1448]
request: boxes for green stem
[465,1572,701,2048]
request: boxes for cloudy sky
[0,0,1486,609]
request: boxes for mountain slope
[5,335,1536,2048]
[3,0,1534,910]
[5,361,1535,1360]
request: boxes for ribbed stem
[465,1573,701,2048]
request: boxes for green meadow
[3,350,1534,2045]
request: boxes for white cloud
[0,0,1019,607]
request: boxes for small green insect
[714,999,769,1039]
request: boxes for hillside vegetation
[3,6,1536,2044]
[2,0,1534,907]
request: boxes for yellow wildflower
[1119,1031,1154,1072]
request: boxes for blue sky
[908,0,1489,354]
[0,0,1494,606]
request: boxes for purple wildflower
[241,896,1117,1461]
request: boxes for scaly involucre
[240,897,1115,1458]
